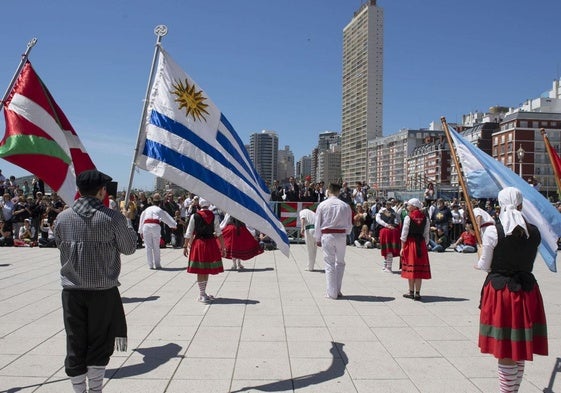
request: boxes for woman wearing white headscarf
[476,187,547,393]
[400,198,431,301]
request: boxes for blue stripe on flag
[218,113,269,194]
[142,138,288,244]
[149,110,268,203]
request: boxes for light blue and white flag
[135,49,290,257]
[449,125,561,272]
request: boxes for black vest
[408,215,426,238]
[193,212,215,239]
[491,220,540,274]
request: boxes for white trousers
[304,229,317,270]
[321,233,346,299]
[142,224,161,268]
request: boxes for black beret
[76,169,112,190]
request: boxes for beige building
[341,0,383,185]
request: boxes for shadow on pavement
[121,296,160,304]
[417,295,470,303]
[106,343,182,379]
[234,267,275,272]
[158,267,187,272]
[1,378,68,393]
[211,298,260,305]
[230,341,347,392]
[0,263,11,267]
[343,295,394,302]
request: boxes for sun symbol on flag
[172,78,210,122]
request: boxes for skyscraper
[248,130,279,186]
[341,0,383,184]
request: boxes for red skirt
[379,226,401,257]
[479,282,548,361]
[400,237,431,279]
[220,224,264,260]
[187,237,224,275]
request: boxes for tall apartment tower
[341,0,383,184]
[277,145,295,182]
[249,130,279,186]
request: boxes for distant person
[376,200,401,272]
[220,213,263,270]
[476,187,547,393]
[314,183,352,299]
[138,193,177,270]
[299,207,318,271]
[54,169,137,393]
[428,226,449,252]
[400,198,431,301]
[183,198,226,303]
[453,223,477,253]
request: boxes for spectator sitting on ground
[0,220,13,247]
[38,219,56,248]
[258,232,276,250]
[18,218,35,244]
[354,224,375,248]
[428,226,450,252]
[453,223,477,253]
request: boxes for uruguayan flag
[135,49,289,256]
[449,125,561,272]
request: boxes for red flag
[1,61,96,203]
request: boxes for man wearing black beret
[54,169,137,393]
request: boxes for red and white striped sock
[198,280,208,297]
[498,364,518,393]
[514,361,525,391]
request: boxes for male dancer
[55,170,137,393]
[314,183,352,299]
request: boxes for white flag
[135,49,290,257]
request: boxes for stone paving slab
[1,244,560,392]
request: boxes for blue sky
[1,0,561,190]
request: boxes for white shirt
[314,196,352,243]
[476,225,498,272]
[299,209,316,229]
[138,205,177,233]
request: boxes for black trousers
[62,287,126,377]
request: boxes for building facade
[317,146,342,184]
[368,129,444,195]
[277,145,295,183]
[249,130,279,186]
[296,155,312,181]
[341,0,383,185]
[493,111,561,199]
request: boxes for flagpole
[440,116,482,246]
[0,38,38,113]
[541,128,561,195]
[124,25,167,206]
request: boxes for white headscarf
[198,198,210,208]
[498,187,529,238]
[407,198,423,209]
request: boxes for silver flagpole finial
[27,38,38,49]
[154,25,168,37]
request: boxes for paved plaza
[1,244,560,393]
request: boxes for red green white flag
[1,61,96,204]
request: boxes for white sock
[198,280,208,297]
[70,373,87,393]
[387,254,394,269]
[498,364,518,393]
[87,366,105,393]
